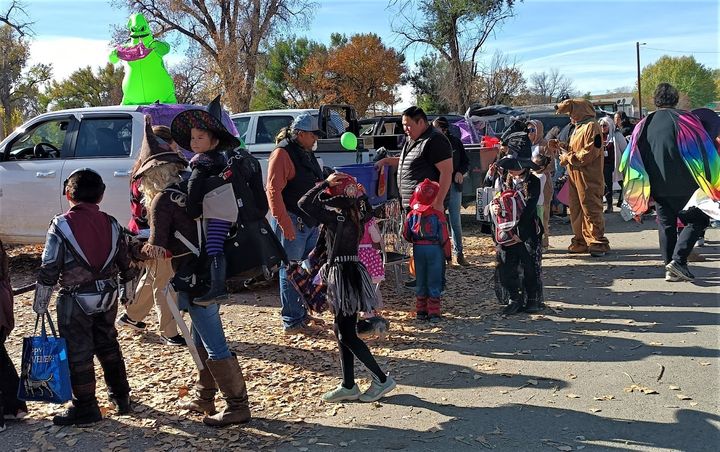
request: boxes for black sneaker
[110,395,132,415]
[416,311,428,321]
[665,260,695,281]
[502,300,523,315]
[428,314,442,323]
[162,334,187,346]
[115,313,146,332]
[53,404,102,426]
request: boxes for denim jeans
[447,184,463,256]
[413,244,445,298]
[271,214,320,329]
[177,292,231,360]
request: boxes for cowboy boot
[203,355,251,427]
[194,254,228,306]
[178,346,217,415]
[415,296,428,320]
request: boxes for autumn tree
[391,0,518,112]
[0,24,52,139]
[42,64,124,110]
[324,33,405,117]
[639,55,716,109]
[116,0,314,112]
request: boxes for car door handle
[113,170,131,177]
[36,171,56,178]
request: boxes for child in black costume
[489,132,545,315]
[298,173,396,403]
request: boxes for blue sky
[22,0,720,109]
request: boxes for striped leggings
[206,219,232,256]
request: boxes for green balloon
[340,132,358,151]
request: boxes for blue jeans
[271,214,320,329]
[177,292,231,360]
[447,185,463,256]
[413,244,445,298]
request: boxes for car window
[74,118,132,158]
[255,115,294,144]
[9,118,69,159]
[233,117,250,141]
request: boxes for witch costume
[297,176,395,403]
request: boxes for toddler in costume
[171,96,242,305]
[403,179,452,322]
[357,216,389,337]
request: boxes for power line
[643,46,719,54]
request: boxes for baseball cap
[291,113,321,134]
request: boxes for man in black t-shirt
[376,106,453,211]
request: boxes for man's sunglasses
[528,128,536,133]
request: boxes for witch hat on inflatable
[171,95,241,152]
[132,115,188,179]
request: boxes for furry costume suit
[556,99,610,254]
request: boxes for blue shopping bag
[17,313,72,403]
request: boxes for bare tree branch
[0,0,33,37]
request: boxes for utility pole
[636,42,646,118]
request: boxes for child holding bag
[32,169,137,426]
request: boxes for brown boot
[178,346,217,415]
[203,356,251,427]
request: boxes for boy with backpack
[403,179,452,322]
[489,133,545,315]
[32,168,137,426]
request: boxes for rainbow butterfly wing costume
[619,110,720,221]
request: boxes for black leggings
[333,313,386,389]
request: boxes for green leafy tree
[251,37,328,110]
[43,64,124,110]
[0,24,52,139]
[639,55,715,109]
[406,54,453,114]
[391,0,518,112]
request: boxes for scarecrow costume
[137,120,251,427]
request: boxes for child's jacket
[402,207,452,260]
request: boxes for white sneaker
[696,237,705,247]
[359,375,396,402]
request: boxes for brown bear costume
[554,99,610,255]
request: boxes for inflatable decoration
[109,13,177,105]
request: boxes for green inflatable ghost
[109,13,177,105]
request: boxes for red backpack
[490,189,526,245]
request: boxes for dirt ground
[3,208,719,451]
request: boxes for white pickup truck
[0,103,373,244]
[0,104,244,244]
